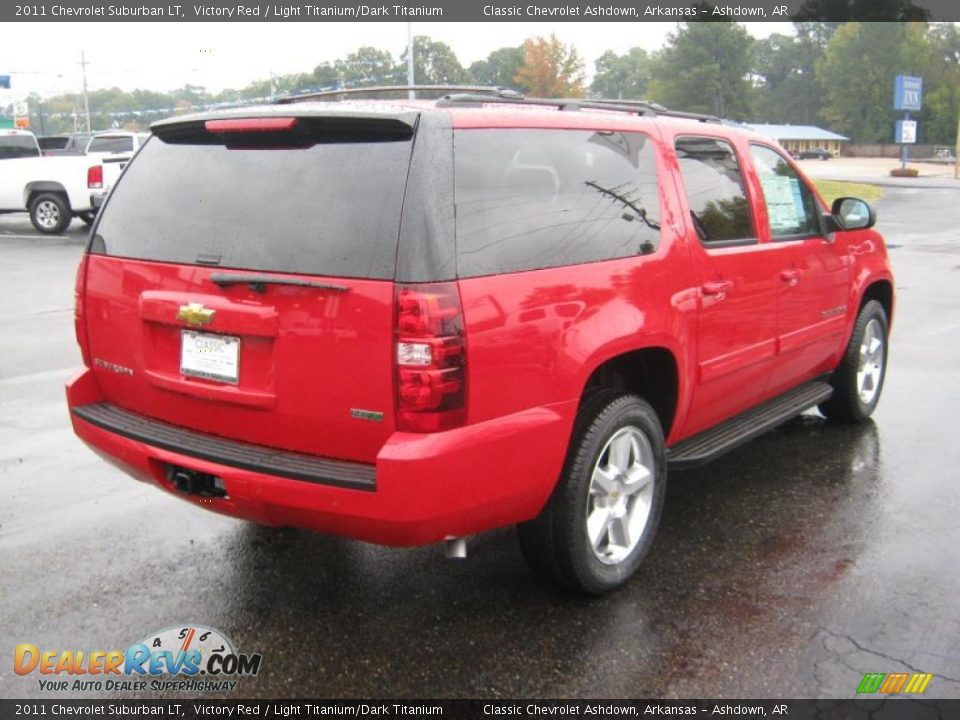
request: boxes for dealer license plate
[180,330,240,384]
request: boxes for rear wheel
[819,300,889,423]
[518,393,667,594]
[29,193,71,234]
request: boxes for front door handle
[701,280,733,298]
[780,269,803,286]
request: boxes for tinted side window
[0,136,40,159]
[455,129,661,277]
[88,136,133,153]
[38,137,69,150]
[749,144,820,239]
[675,136,753,244]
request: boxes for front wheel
[29,193,71,234]
[518,393,667,594]
[819,300,889,423]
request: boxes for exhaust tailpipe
[445,536,467,559]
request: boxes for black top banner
[4,699,960,719]
[5,0,960,22]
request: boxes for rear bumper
[66,368,574,546]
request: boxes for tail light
[87,165,103,189]
[205,117,298,132]
[74,255,91,366]
[394,282,467,433]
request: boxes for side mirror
[830,197,876,231]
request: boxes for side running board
[667,381,833,470]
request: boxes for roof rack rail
[275,85,721,123]
[436,93,655,116]
[587,98,668,113]
[276,85,523,104]
[436,93,720,123]
[592,99,719,123]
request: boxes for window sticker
[762,174,804,232]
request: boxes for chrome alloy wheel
[586,426,656,565]
[35,200,61,229]
[857,318,885,405]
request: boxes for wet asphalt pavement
[1,187,959,700]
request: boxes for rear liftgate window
[92,117,415,280]
[454,129,661,277]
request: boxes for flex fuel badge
[14,625,262,693]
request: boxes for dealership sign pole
[894,74,922,170]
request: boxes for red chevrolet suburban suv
[67,89,893,594]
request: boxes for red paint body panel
[66,103,894,547]
[82,255,396,464]
[67,368,574,545]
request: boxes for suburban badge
[350,409,384,422]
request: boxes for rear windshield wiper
[210,273,350,294]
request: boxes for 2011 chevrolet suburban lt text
[67,89,893,594]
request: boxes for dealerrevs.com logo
[14,625,262,693]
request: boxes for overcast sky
[2,22,791,98]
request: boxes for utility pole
[79,51,91,134]
[406,23,415,100]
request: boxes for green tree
[170,84,209,106]
[817,22,933,142]
[752,29,827,124]
[401,35,467,85]
[591,47,651,100]
[514,35,585,97]
[648,22,755,119]
[334,46,400,88]
[215,79,271,102]
[468,46,525,90]
[793,0,929,21]
[311,62,340,90]
[917,24,960,144]
[793,20,841,49]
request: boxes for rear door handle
[780,269,803,286]
[701,280,733,298]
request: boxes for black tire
[819,300,889,423]
[518,393,667,594]
[78,211,96,226]
[29,193,71,234]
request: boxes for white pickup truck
[85,131,149,158]
[84,131,149,214]
[0,129,105,234]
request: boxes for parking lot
[1,183,959,699]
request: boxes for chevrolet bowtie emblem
[177,303,215,327]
